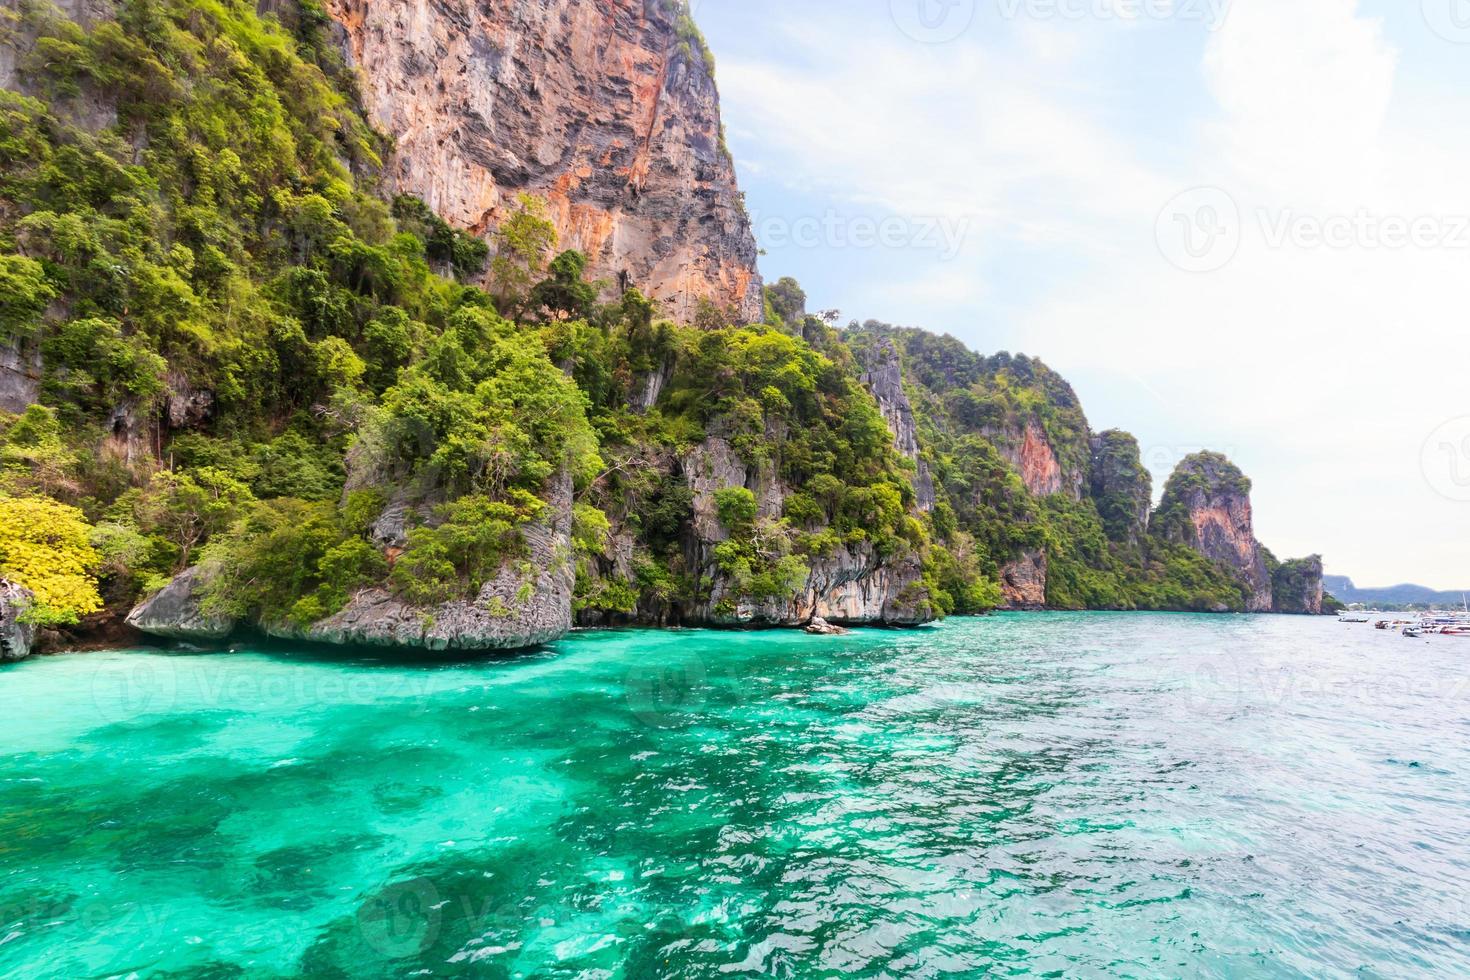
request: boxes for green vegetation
[0,0,598,628]
[1089,429,1150,545]
[1268,553,1333,615]
[847,323,1263,614]
[0,0,1307,642]
[1152,452,1251,546]
[0,493,102,625]
[571,311,939,620]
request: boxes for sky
[693,0,1470,591]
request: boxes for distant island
[1324,576,1469,611]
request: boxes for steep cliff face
[326,0,763,323]
[1000,550,1048,609]
[1012,420,1071,498]
[1089,430,1151,547]
[1154,453,1274,612]
[858,339,935,512]
[0,580,37,662]
[0,339,41,415]
[1271,555,1327,615]
[679,436,932,627]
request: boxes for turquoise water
[0,614,1467,978]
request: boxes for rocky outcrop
[277,473,576,652]
[702,544,931,628]
[0,580,37,662]
[1000,549,1048,609]
[125,564,237,642]
[326,0,762,323]
[0,338,41,415]
[101,400,151,465]
[273,476,575,651]
[274,554,571,651]
[859,338,934,512]
[1154,452,1273,612]
[980,418,1084,501]
[1272,555,1327,615]
[676,435,934,627]
[804,617,850,636]
[164,372,214,429]
[129,478,578,651]
[1090,430,1151,547]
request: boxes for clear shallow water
[0,614,1467,978]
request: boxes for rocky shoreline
[0,585,1338,664]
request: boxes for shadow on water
[102,632,570,671]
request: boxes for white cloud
[1202,0,1398,205]
[712,0,1469,587]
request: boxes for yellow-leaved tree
[0,495,103,626]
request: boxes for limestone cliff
[326,0,763,323]
[0,338,41,415]
[998,420,1077,499]
[1153,452,1274,612]
[0,580,36,662]
[129,476,577,652]
[1271,555,1327,616]
[999,549,1047,609]
[678,436,932,627]
[1089,430,1151,547]
[858,339,935,512]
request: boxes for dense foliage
[0,0,1317,640]
[0,0,599,628]
[0,493,102,625]
[846,324,1261,613]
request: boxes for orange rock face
[1018,421,1065,497]
[1000,549,1048,609]
[1157,453,1275,612]
[325,0,763,324]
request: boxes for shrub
[0,494,103,626]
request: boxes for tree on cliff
[490,194,558,318]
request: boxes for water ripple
[0,615,1467,977]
